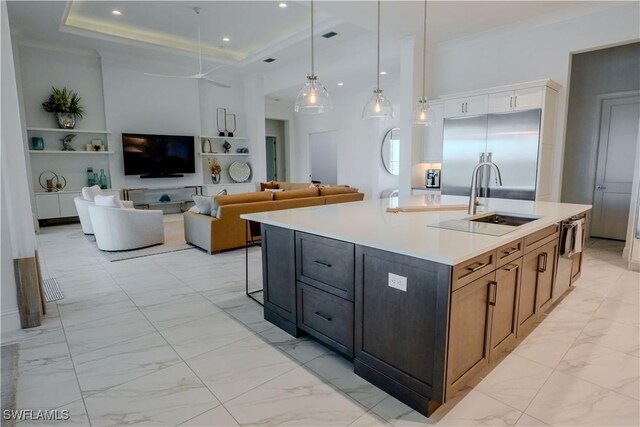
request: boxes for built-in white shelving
[27,127,112,134]
[198,152,250,157]
[29,150,114,155]
[199,135,248,141]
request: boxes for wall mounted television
[122,133,195,178]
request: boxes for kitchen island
[242,195,591,417]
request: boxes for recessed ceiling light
[222,37,230,42]
[380,71,387,75]
[112,10,122,16]
[278,2,288,8]
[337,82,344,86]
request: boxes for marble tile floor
[2,224,639,426]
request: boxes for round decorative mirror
[381,127,400,175]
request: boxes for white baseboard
[1,309,21,335]
[629,259,640,272]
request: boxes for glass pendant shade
[413,99,434,126]
[294,76,331,114]
[363,89,394,120]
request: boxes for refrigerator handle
[478,153,485,197]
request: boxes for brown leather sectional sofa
[183,182,364,253]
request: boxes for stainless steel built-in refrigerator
[441,109,541,201]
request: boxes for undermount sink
[429,212,542,236]
[469,212,540,227]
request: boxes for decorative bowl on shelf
[229,161,251,183]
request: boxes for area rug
[90,215,194,262]
[1,344,19,427]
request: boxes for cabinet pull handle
[489,281,498,306]
[466,261,488,272]
[314,311,332,322]
[502,247,519,256]
[537,252,548,273]
[510,96,513,108]
[314,260,332,268]
[514,95,517,107]
[465,102,468,113]
[503,264,518,272]
[461,102,464,113]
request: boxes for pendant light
[413,0,434,126]
[294,0,331,114]
[363,0,393,120]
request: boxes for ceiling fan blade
[205,79,232,88]
[144,72,200,79]
[198,65,225,78]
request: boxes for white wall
[1,1,35,333]
[17,45,256,192]
[289,84,401,199]
[309,131,338,185]
[433,2,640,201]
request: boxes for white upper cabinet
[444,95,488,118]
[488,87,543,113]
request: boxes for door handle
[503,247,519,256]
[314,260,332,268]
[537,252,548,273]
[314,311,332,322]
[596,185,607,190]
[488,281,498,306]
[466,261,488,272]
[503,264,518,272]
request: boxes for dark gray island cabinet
[260,217,584,417]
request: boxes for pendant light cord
[376,0,381,92]
[310,0,315,78]
[194,7,203,74]
[421,0,427,101]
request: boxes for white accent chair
[88,205,164,251]
[74,188,133,235]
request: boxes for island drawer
[297,283,353,356]
[452,250,497,291]
[524,224,560,253]
[496,239,523,267]
[296,232,355,301]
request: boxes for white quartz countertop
[241,195,591,266]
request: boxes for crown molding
[437,1,632,52]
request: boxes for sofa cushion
[215,191,274,207]
[192,195,213,215]
[274,187,319,200]
[94,194,123,208]
[81,185,102,201]
[260,182,280,191]
[320,186,358,196]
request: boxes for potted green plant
[41,87,85,129]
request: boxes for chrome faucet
[469,161,503,215]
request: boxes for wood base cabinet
[518,237,558,336]
[262,225,299,336]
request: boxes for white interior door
[592,95,640,240]
[309,131,338,185]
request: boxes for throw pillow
[210,189,228,217]
[94,194,124,208]
[81,185,102,201]
[260,182,280,191]
[192,195,212,215]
